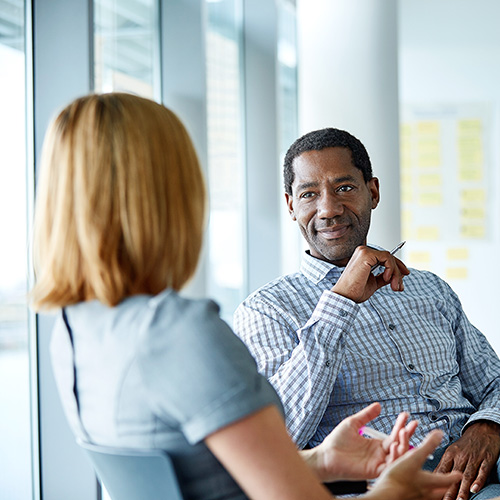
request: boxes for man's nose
[317,193,343,219]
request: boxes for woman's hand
[302,402,418,482]
[366,430,463,500]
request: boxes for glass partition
[93,0,161,99]
[205,0,246,320]
[277,0,298,159]
[0,0,34,498]
[93,2,160,497]
[277,0,301,275]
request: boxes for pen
[371,240,406,273]
[359,425,434,460]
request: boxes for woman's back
[51,290,282,499]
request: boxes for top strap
[61,308,91,442]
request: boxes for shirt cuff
[462,410,500,434]
[302,289,359,330]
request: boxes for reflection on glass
[278,0,298,158]
[277,0,301,274]
[0,0,33,498]
[206,0,246,320]
[93,2,160,497]
[93,0,160,98]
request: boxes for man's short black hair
[283,128,373,195]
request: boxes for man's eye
[337,185,354,193]
[300,192,315,199]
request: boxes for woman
[31,93,460,499]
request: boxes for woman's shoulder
[145,289,223,333]
[138,291,283,444]
[139,289,244,358]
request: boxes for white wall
[294,0,500,351]
[296,0,401,253]
[399,0,500,352]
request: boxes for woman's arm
[206,405,332,499]
[205,405,462,500]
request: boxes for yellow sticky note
[401,211,413,240]
[459,166,483,182]
[461,224,485,239]
[458,135,482,151]
[461,189,485,203]
[446,267,468,280]
[400,123,412,138]
[417,226,440,240]
[408,251,432,264]
[447,248,469,261]
[402,226,413,240]
[417,121,440,135]
[401,210,412,226]
[400,144,412,170]
[401,174,412,202]
[401,173,412,186]
[419,192,443,206]
[458,119,482,135]
[419,174,442,188]
[401,187,413,204]
[417,139,441,168]
[461,206,485,219]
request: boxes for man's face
[285,147,380,266]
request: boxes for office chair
[77,439,184,500]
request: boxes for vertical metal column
[32,0,98,497]
[243,0,282,294]
[297,0,401,249]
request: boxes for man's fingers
[434,471,468,500]
[443,481,460,500]
[459,459,492,497]
[429,487,458,500]
[375,260,405,292]
[470,461,491,494]
[435,450,455,474]
[395,256,410,275]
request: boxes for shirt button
[325,360,331,367]
[339,310,347,317]
[388,324,396,330]
[408,363,415,371]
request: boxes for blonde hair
[31,93,206,310]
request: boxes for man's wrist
[463,419,500,436]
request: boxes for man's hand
[332,245,410,303]
[434,421,500,500]
[302,402,418,482]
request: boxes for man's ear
[368,177,380,209]
[285,192,297,221]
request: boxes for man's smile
[316,224,350,240]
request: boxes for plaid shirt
[233,250,500,449]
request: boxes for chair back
[78,439,184,500]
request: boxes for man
[233,128,500,500]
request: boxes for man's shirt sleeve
[442,280,500,431]
[233,289,359,448]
